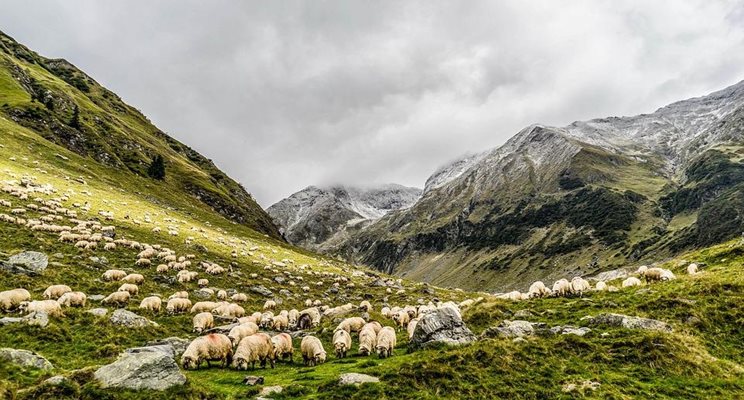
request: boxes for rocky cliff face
[337,80,744,291]
[267,184,422,251]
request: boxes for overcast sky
[2,1,744,206]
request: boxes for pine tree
[70,104,80,128]
[147,155,166,180]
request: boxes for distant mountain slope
[0,30,281,239]
[267,184,422,251]
[338,80,744,291]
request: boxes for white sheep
[57,291,86,307]
[271,333,293,362]
[181,333,233,369]
[407,317,421,339]
[169,291,189,299]
[233,333,274,370]
[191,301,218,314]
[332,329,352,358]
[102,291,130,306]
[228,322,259,346]
[528,281,551,298]
[687,263,699,275]
[300,335,326,367]
[231,293,248,302]
[622,277,642,288]
[117,283,139,296]
[121,274,145,285]
[376,326,396,358]
[272,314,289,331]
[263,300,276,310]
[102,269,127,281]
[595,281,608,291]
[167,298,192,314]
[193,312,215,333]
[20,300,63,317]
[43,285,72,300]
[217,290,228,300]
[336,317,366,333]
[212,303,245,319]
[0,289,31,312]
[139,296,162,313]
[552,279,571,297]
[358,324,378,356]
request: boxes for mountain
[267,184,422,251]
[336,80,744,291]
[0,30,280,239]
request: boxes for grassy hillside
[0,30,279,238]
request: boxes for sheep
[528,281,551,298]
[595,281,608,292]
[233,333,274,370]
[103,243,116,251]
[191,301,218,314]
[332,329,352,359]
[391,310,411,330]
[102,291,130,306]
[121,273,145,284]
[181,333,233,369]
[636,265,648,275]
[43,285,72,300]
[217,290,228,300]
[300,335,326,367]
[193,312,215,333]
[198,279,209,288]
[139,296,162,313]
[135,258,151,267]
[57,291,86,308]
[570,277,591,296]
[358,325,378,356]
[117,283,139,296]
[271,333,294,362]
[407,317,421,339]
[169,291,189,299]
[335,317,366,334]
[167,298,192,314]
[231,293,248,302]
[359,300,373,312]
[0,289,31,312]
[177,270,197,283]
[642,267,676,282]
[272,314,289,331]
[622,277,642,288]
[228,322,259,346]
[688,263,699,275]
[376,326,396,358]
[156,264,169,274]
[20,300,64,317]
[102,269,127,281]
[263,300,276,310]
[213,303,245,319]
[552,279,571,297]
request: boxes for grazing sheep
[191,301,218,314]
[570,277,591,296]
[122,273,145,284]
[272,314,289,331]
[181,334,233,369]
[552,279,572,297]
[636,265,648,275]
[263,300,276,310]
[217,290,228,300]
[528,281,551,298]
[358,325,378,356]
[103,242,116,251]
[622,277,642,288]
[169,291,189,300]
[336,317,366,333]
[642,267,676,282]
[198,279,209,288]
[407,317,421,339]
[228,323,259,346]
[363,320,383,334]
[102,269,127,281]
[43,285,72,300]
[167,298,192,314]
[193,312,215,333]
[391,311,410,330]
[212,303,245,319]
[333,329,352,358]
[300,336,326,367]
[20,300,64,317]
[299,307,321,328]
[231,293,248,302]
[156,264,169,274]
[287,309,300,327]
[139,296,162,313]
[271,333,294,362]
[688,263,699,275]
[376,326,396,358]
[359,300,372,312]
[57,291,86,307]
[233,333,274,370]
[0,289,31,312]
[595,281,608,291]
[102,291,130,306]
[135,258,151,267]
[117,283,139,296]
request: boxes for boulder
[0,348,53,370]
[192,289,214,300]
[145,337,190,358]
[339,373,380,386]
[481,320,537,338]
[250,285,273,297]
[94,351,186,391]
[549,325,591,337]
[409,306,475,350]
[23,311,49,328]
[87,308,108,317]
[587,313,672,332]
[109,309,157,328]
[2,251,48,275]
[259,385,283,396]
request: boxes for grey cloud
[1,0,744,205]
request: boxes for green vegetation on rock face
[0,30,280,239]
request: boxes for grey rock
[42,375,67,386]
[339,373,380,385]
[205,323,239,335]
[251,285,273,297]
[24,311,49,327]
[87,308,108,317]
[94,351,186,391]
[0,348,53,370]
[592,268,630,282]
[514,309,533,318]
[587,313,672,332]
[243,375,264,386]
[259,385,283,396]
[52,253,64,259]
[512,337,527,343]
[88,295,105,302]
[481,320,536,338]
[371,279,387,287]
[0,317,23,326]
[409,306,475,350]
[2,251,48,275]
[274,276,285,284]
[109,309,158,328]
[549,325,591,336]
[89,256,108,265]
[192,289,214,300]
[145,337,190,358]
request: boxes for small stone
[88,295,105,302]
[109,309,157,328]
[43,376,67,386]
[339,373,380,385]
[259,385,283,396]
[0,348,53,370]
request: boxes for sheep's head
[181,355,199,370]
[315,351,326,364]
[232,357,249,370]
[334,342,347,352]
[17,301,30,313]
[376,346,386,358]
